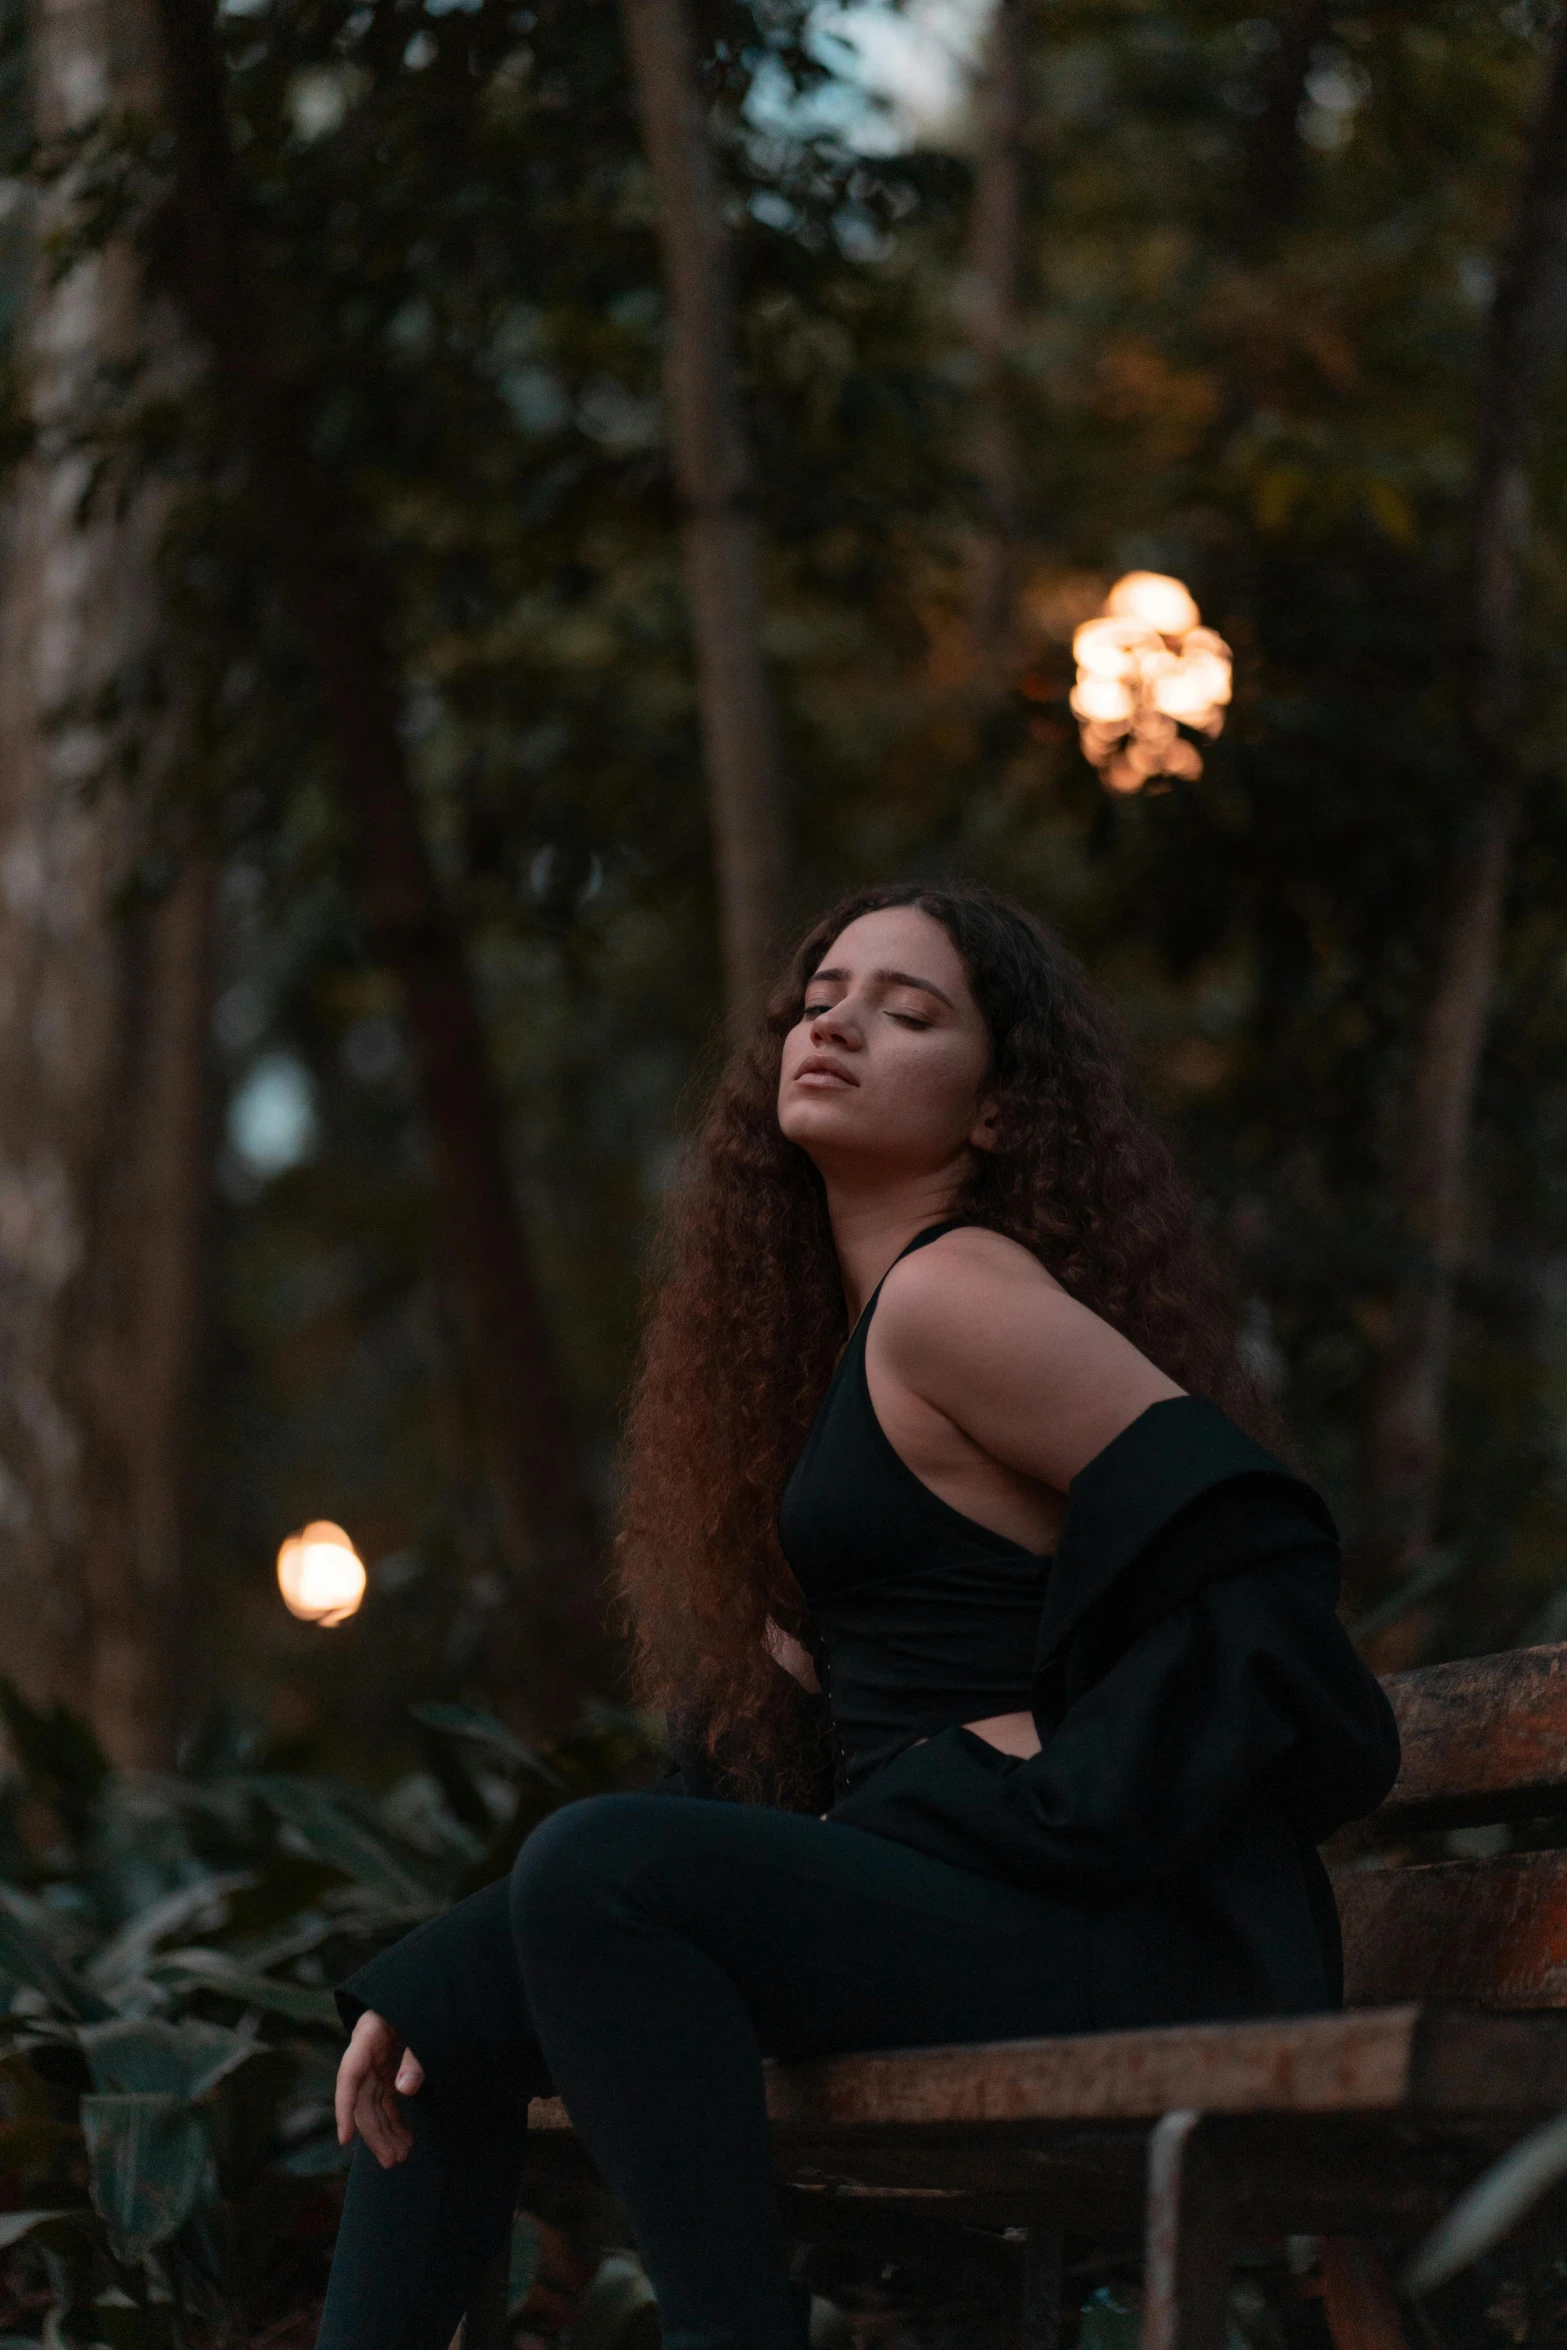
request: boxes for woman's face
[776,906,997,1185]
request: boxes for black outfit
[778,1224,1051,1794]
[321,1224,1399,2350]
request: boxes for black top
[777,1220,1052,1792]
[670,1227,1401,2022]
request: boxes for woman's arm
[871,1227,1184,1495]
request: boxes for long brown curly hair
[613,881,1275,1801]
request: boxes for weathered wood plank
[1377,1644,1567,1829]
[1340,1851,1567,2008]
[757,2010,1423,2130]
[528,2006,1567,2142]
[524,2012,1391,2138]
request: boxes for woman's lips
[794,1058,857,1088]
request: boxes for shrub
[0,1681,661,2350]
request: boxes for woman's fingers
[336,2011,418,2165]
[335,2013,383,2146]
[356,2067,414,2167]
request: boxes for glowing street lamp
[277,1521,366,1627]
[1071,571,1232,795]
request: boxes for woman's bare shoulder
[880,1224,1066,1313]
[874,1221,1182,1487]
[874,1223,1084,1372]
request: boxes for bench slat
[1378,1643,1567,1829]
[527,2005,1567,2138]
[1339,1848,1567,2007]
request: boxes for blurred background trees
[0,0,1564,1778]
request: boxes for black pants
[319,1791,1157,2350]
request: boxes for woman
[322,882,1399,2350]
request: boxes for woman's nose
[810,999,859,1045]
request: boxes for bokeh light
[276,1521,367,1627]
[1071,572,1231,794]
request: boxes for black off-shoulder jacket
[670,1398,1401,2024]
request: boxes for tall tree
[144,0,607,1731]
[1361,20,1567,1631]
[618,0,789,1024]
[0,0,210,1766]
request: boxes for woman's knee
[510,1794,667,1953]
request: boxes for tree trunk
[618,0,789,1026]
[1360,22,1567,1629]
[81,850,214,1765]
[964,0,1029,687]
[0,0,211,1766]
[145,0,606,1730]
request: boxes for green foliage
[0,1689,661,2347]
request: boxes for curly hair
[612,881,1274,1802]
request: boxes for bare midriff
[961,1708,1042,1758]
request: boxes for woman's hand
[335,2009,425,2167]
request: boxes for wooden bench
[513,1642,1567,2350]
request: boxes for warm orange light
[1069,673,1136,724]
[1106,570,1200,637]
[277,1521,366,1627]
[1071,573,1231,795]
